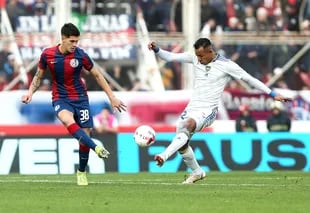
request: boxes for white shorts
[177,107,218,132]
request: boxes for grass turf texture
[0,172,309,213]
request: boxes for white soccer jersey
[156,49,272,110]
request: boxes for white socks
[160,132,202,174]
[161,132,189,160]
[180,146,201,173]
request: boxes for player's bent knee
[176,118,196,137]
[178,141,189,153]
[176,120,194,137]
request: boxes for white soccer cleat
[182,171,206,184]
[95,145,110,159]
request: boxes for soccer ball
[133,125,156,147]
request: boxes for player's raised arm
[21,68,44,104]
[89,66,127,112]
[148,41,160,53]
[148,41,193,63]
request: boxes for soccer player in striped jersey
[22,23,126,186]
[148,38,292,184]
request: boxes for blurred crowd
[0,0,309,92]
[136,0,310,33]
[3,0,310,33]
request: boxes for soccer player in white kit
[148,38,292,184]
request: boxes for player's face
[195,46,214,65]
[61,35,79,53]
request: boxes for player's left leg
[69,99,110,158]
[179,145,206,184]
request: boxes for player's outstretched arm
[238,70,293,103]
[21,68,44,104]
[90,67,127,112]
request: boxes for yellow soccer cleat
[77,170,88,186]
[95,145,110,159]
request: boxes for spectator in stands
[200,0,221,35]
[235,104,258,132]
[2,54,17,81]
[145,0,172,32]
[271,7,285,31]
[161,62,178,90]
[93,103,118,134]
[235,44,267,80]
[267,101,291,132]
[285,0,301,31]
[0,42,11,67]
[208,0,226,28]
[72,0,91,15]
[293,56,310,89]
[31,0,48,16]
[243,4,257,31]
[108,65,133,91]
[0,71,8,91]
[300,19,310,33]
[6,0,27,31]
[226,16,244,31]
[256,7,272,31]
[260,0,281,18]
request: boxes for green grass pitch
[0,171,309,213]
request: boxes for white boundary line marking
[0,179,309,187]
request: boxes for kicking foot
[154,154,166,167]
[182,171,206,184]
[95,145,110,159]
[77,170,88,186]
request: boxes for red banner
[0,0,5,9]
[222,90,273,120]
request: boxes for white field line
[0,178,309,187]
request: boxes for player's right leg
[154,117,195,166]
[94,145,110,158]
[53,100,109,158]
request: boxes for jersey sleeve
[156,48,194,63]
[38,50,47,70]
[226,60,272,94]
[81,50,94,71]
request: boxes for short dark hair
[193,38,212,49]
[61,23,80,37]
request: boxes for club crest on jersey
[70,59,79,68]
[205,66,211,72]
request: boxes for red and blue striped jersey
[38,45,94,101]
